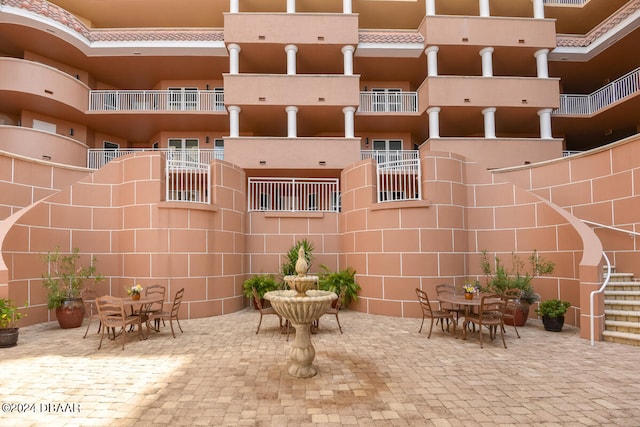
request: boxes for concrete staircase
[602,271,640,346]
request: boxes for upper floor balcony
[88,90,225,112]
[358,92,418,114]
[224,13,358,46]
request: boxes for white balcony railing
[166,159,211,204]
[88,90,225,112]
[358,92,418,113]
[248,177,340,212]
[554,67,640,116]
[361,150,419,163]
[87,148,223,169]
[543,0,587,5]
[377,158,421,203]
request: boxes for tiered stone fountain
[264,248,337,378]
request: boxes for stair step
[605,291,640,296]
[606,272,635,282]
[605,319,640,329]
[604,308,640,318]
[602,330,640,346]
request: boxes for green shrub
[536,299,571,318]
[318,265,361,306]
[243,274,279,300]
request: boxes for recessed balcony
[88,90,225,112]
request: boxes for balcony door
[168,87,198,110]
[372,139,402,162]
[168,138,199,163]
[372,88,401,112]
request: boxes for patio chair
[317,287,346,334]
[415,288,456,339]
[81,288,100,339]
[463,293,507,349]
[435,283,464,328]
[95,295,143,350]
[143,284,166,331]
[252,288,283,335]
[147,288,184,338]
[501,288,522,338]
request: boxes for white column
[426,0,436,16]
[286,106,298,138]
[425,46,439,77]
[343,106,355,138]
[228,44,241,75]
[285,45,298,75]
[230,0,239,13]
[427,107,441,139]
[287,0,295,13]
[479,47,494,77]
[479,0,490,17]
[342,45,355,76]
[534,49,549,79]
[533,0,545,19]
[538,108,553,139]
[343,0,352,14]
[482,107,496,138]
[228,106,241,137]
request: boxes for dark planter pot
[0,328,19,348]
[542,315,565,332]
[504,302,530,327]
[55,298,85,329]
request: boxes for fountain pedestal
[265,289,336,378]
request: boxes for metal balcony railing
[88,90,225,112]
[248,177,340,212]
[361,150,419,163]
[554,67,640,116]
[358,92,418,113]
[166,159,211,204]
[376,158,421,203]
[543,0,587,4]
[87,148,223,169]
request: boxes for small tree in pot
[536,299,571,332]
[481,250,554,326]
[42,247,104,329]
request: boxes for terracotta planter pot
[503,302,530,327]
[55,298,85,329]
[0,328,19,348]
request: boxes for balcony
[87,148,223,169]
[358,92,418,114]
[247,177,340,212]
[88,90,225,112]
[554,67,640,116]
[361,150,419,163]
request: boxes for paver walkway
[0,309,638,426]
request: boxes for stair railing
[590,251,611,347]
[583,220,640,346]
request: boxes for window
[103,141,119,163]
[213,139,224,149]
[32,119,56,133]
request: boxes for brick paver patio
[1,309,638,426]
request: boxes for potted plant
[280,239,314,279]
[0,299,26,348]
[42,247,104,329]
[318,265,361,308]
[481,250,554,326]
[536,299,571,332]
[243,274,280,309]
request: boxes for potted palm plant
[318,265,361,308]
[0,299,26,347]
[536,299,571,332]
[42,247,104,329]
